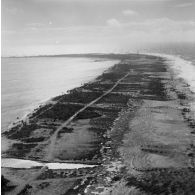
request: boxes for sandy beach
[2,54,195,195]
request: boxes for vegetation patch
[83,82,114,92]
[126,168,195,195]
[76,110,101,120]
[21,137,46,143]
[30,104,52,118]
[1,175,16,194]
[90,117,114,130]
[5,123,40,139]
[57,127,74,138]
[38,103,83,120]
[97,72,124,82]
[6,143,37,158]
[59,90,103,104]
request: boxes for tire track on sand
[9,72,130,195]
[47,72,130,161]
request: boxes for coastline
[2,54,195,195]
[1,56,120,133]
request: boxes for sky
[2,0,195,56]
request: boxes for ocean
[146,43,195,116]
[1,57,119,132]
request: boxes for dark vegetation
[39,122,59,129]
[141,148,169,155]
[76,110,101,120]
[88,127,106,136]
[127,168,195,195]
[97,72,124,82]
[112,63,131,72]
[21,137,46,143]
[52,94,64,101]
[58,90,103,104]
[82,82,113,92]
[6,143,37,158]
[76,106,120,120]
[57,127,74,138]
[30,104,52,118]
[1,175,16,194]
[59,127,74,133]
[90,117,114,131]
[64,176,93,195]
[4,123,40,139]
[18,184,32,195]
[38,103,83,120]
[37,167,96,180]
[2,124,21,137]
[57,145,103,161]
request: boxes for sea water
[1,57,119,132]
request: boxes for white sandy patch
[1,158,97,169]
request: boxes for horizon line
[1,52,143,58]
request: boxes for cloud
[106,18,121,27]
[116,17,195,30]
[105,17,195,43]
[26,22,53,30]
[3,17,195,56]
[122,10,138,16]
[27,23,44,27]
[176,2,194,8]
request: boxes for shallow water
[1,158,96,169]
[1,57,118,132]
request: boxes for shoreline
[2,56,132,162]
[2,54,195,195]
[1,56,120,133]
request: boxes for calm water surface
[1,57,118,131]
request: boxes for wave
[144,52,195,116]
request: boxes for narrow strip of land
[10,71,130,195]
[4,55,195,195]
[47,72,130,161]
